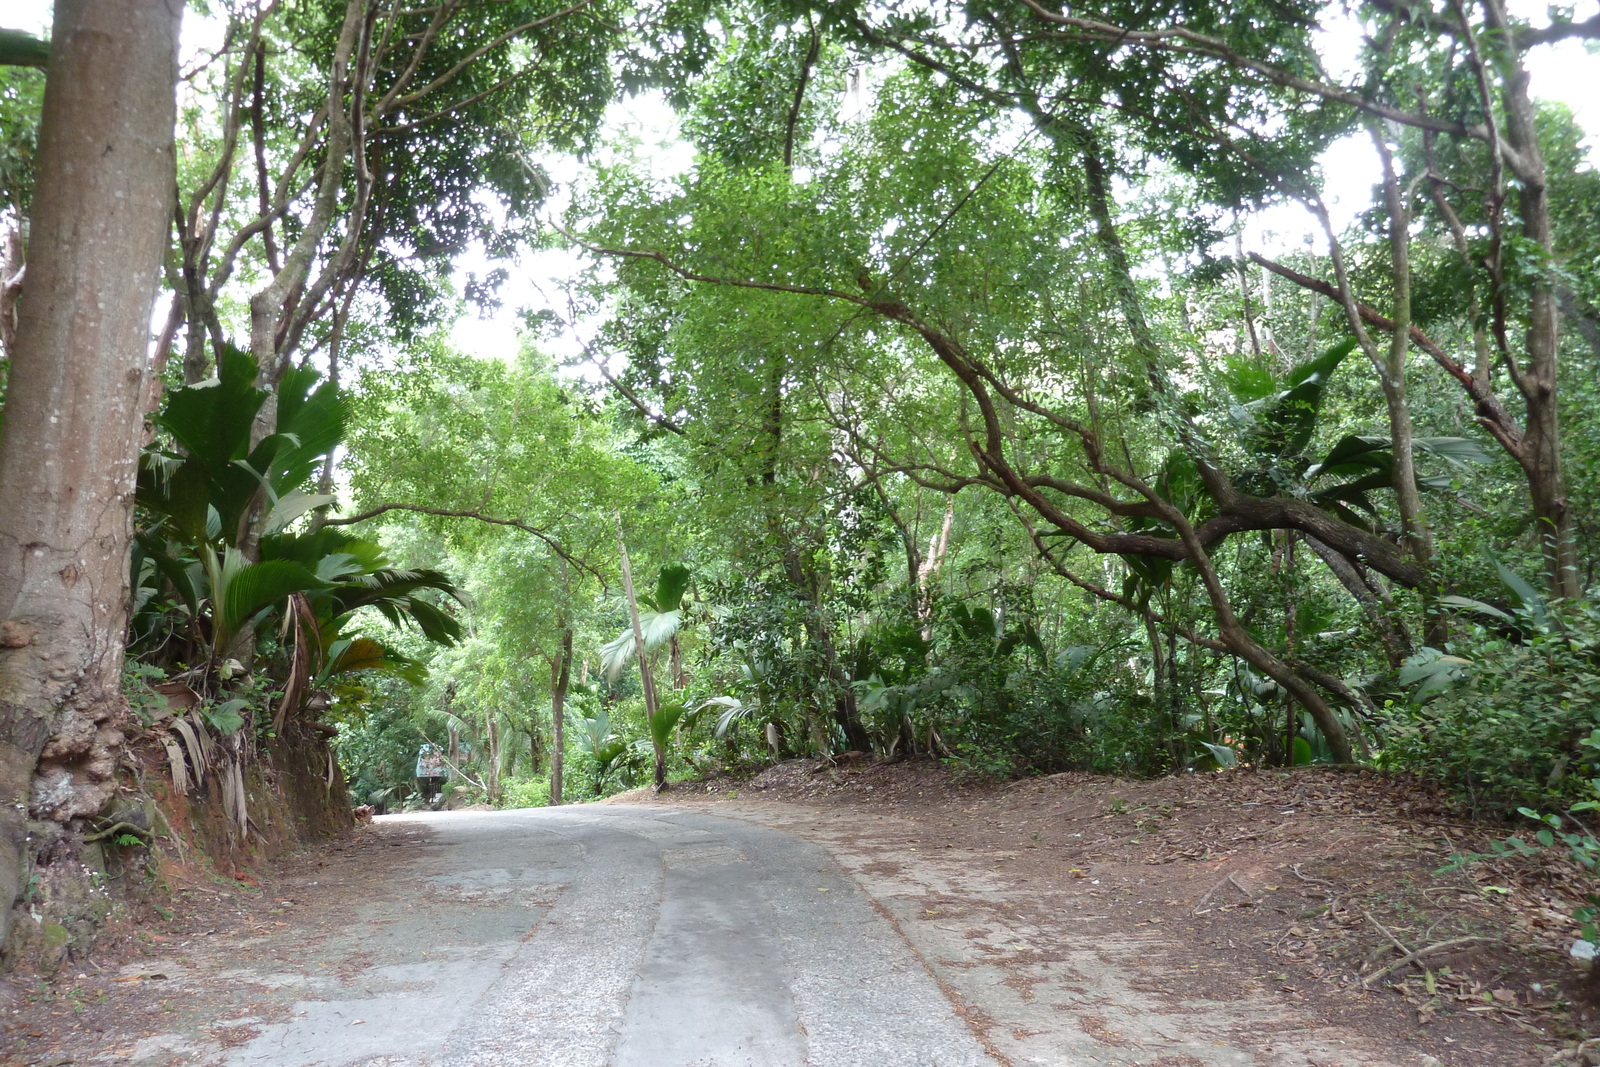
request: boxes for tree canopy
[1,0,1599,955]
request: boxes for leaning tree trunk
[616,519,665,790]
[0,0,180,959]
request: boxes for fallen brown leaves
[663,758,1599,1066]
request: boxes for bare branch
[324,503,605,582]
[1516,11,1600,46]
[1016,0,1482,142]
[783,13,820,172]
[1248,252,1525,458]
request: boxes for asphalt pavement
[223,805,998,1067]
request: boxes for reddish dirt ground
[2,759,1596,1067]
[632,758,1600,1067]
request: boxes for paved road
[223,805,997,1067]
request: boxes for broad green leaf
[217,552,330,633]
[1306,435,1391,480]
[653,563,692,612]
[1492,558,1549,630]
[256,374,350,494]
[650,701,690,752]
[134,532,200,618]
[600,608,683,683]
[1399,647,1473,700]
[1245,338,1357,458]
[1437,595,1513,622]
[263,491,337,536]
[202,698,248,735]
[1220,352,1278,402]
[702,695,757,739]
[324,636,427,684]
[1415,436,1494,470]
[398,597,463,645]
[600,626,637,685]
[155,348,266,477]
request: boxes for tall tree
[0,0,180,955]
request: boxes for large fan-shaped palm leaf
[599,563,692,685]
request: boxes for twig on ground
[1546,1037,1600,1067]
[1290,864,1336,889]
[1360,936,1495,986]
[1363,909,1414,964]
[1194,871,1256,914]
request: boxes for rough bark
[0,0,180,959]
[0,222,22,360]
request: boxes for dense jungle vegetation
[1,0,1598,957]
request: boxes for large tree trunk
[0,0,180,960]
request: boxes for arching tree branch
[324,503,605,583]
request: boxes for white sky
[7,0,1597,362]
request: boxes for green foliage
[650,701,691,754]
[200,698,249,736]
[117,0,1600,815]
[335,690,436,805]
[1387,601,1600,815]
[139,348,346,548]
[127,343,463,787]
[499,776,552,809]
[0,61,43,215]
[1439,731,1600,952]
[1239,339,1359,461]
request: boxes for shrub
[1385,601,1600,815]
[499,776,551,809]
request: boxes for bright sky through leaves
[8,0,1596,361]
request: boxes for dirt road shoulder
[630,760,1591,1067]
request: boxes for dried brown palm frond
[274,591,321,733]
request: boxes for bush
[499,776,551,809]
[1385,601,1600,815]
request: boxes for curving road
[222,805,997,1067]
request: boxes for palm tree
[600,562,693,688]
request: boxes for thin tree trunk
[669,634,685,690]
[784,548,871,753]
[0,223,22,360]
[917,499,954,626]
[550,627,571,806]
[1372,128,1433,573]
[0,0,180,959]
[1481,0,1576,599]
[1172,510,1355,764]
[616,516,664,789]
[486,715,501,804]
